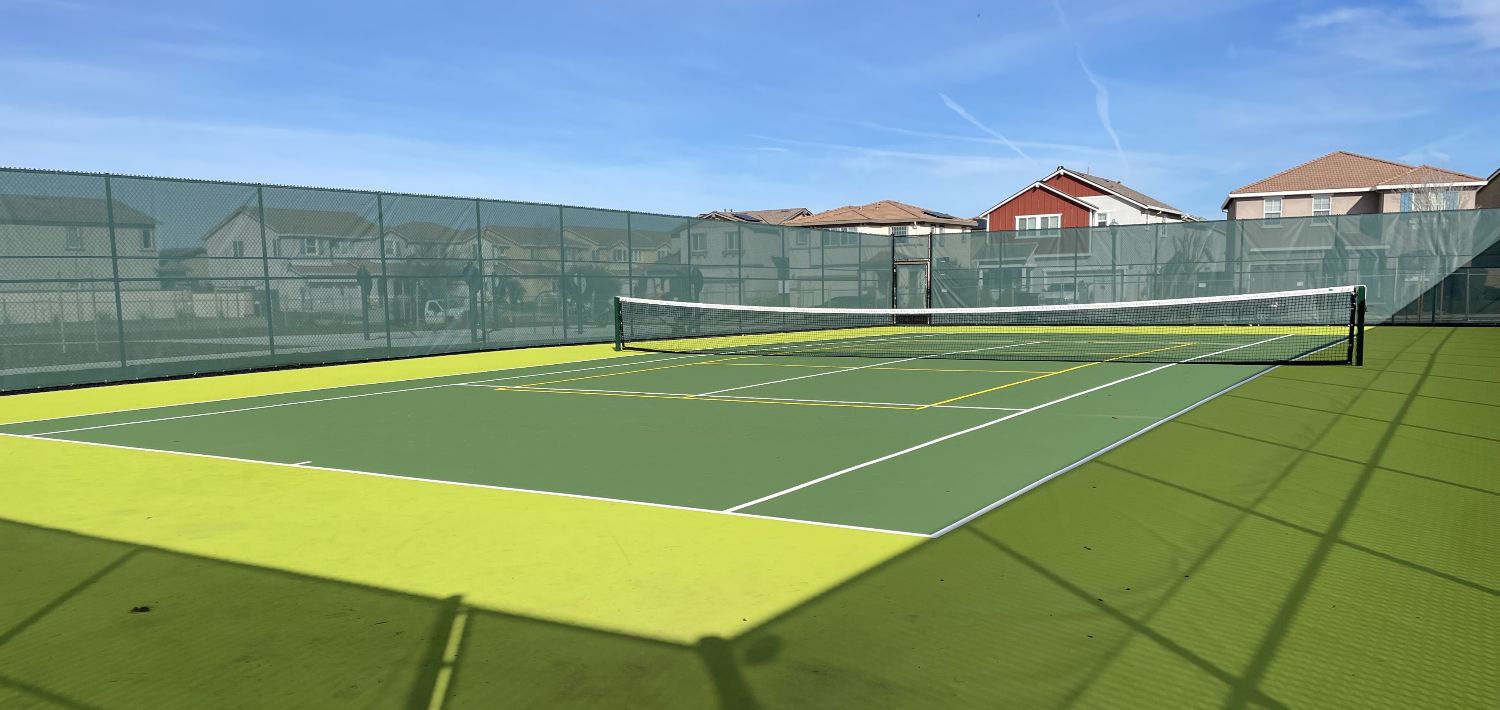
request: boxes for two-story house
[1222,151,1486,220]
[0,194,159,293]
[978,167,1197,232]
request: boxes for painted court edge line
[1,350,662,427]
[925,363,1282,537]
[27,355,705,436]
[724,334,1292,513]
[0,432,929,538]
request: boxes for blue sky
[1,0,1496,220]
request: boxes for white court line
[28,354,705,437]
[2,351,670,428]
[475,383,1026,411]
[294,460,313,465]
[0,431,928,538]
[926,363,1284,537]
[694,341,1041,397]
[724,334,1292,514]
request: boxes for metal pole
[376,194,393,350]
[736,223,744,305]
[613,296,624,351]
[255,186,276,357]
[474,199,486,343]
[558,205,568,338]
[626,212,634,297]
[102,175,128,371]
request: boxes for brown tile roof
[1066,169,1189,216]
[787,200,978,228]
[1379,164,1486,187]
[696,208,811,225]
[1229,151,1483,194]
[0,194,157,227]
[259,208,379,238]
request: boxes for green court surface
[1,327,1495,709]
[0,344,1271,536]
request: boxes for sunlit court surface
[3,320,1497,708]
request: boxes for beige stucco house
[1222,151,1486,220]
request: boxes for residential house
[1478,167,1500,210]
[199,206,383,314]
[1222,151,1485,220]
[978,167,1196,232]
[0,194,159,292]
[695,208,811,225]
[786,200,977,236]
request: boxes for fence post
[626,212,635,297]
[102,175,128,372]
[255,186,276,357]
[474,199,486,343]
[376,193,393,350]
[737,223,745,305]
[558,205,569,338]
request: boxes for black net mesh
[617,287,1364,365]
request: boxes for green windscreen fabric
[1,166,1498,393]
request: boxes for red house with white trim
[979,167,1198,231]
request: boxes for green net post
[612,297,624,351]
[1355,284,1367,366]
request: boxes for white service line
[693,341,1041,397]
[0,431,928,538]
[926,362,1285,537]
[2,351,670,428]
[30,354,704,436]
[724,334,1292,513]
[480,383,1026,411]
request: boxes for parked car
[423,299,468,325]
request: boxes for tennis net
[614,286,1366,365]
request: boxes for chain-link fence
[2,167,1497,392]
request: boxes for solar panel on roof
[923,209,956,219]
[732,212,764,222]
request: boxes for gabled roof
[255,207,379,239]
[1227,151,1484,197]
[977,180,1098,220]
[978,167,1194,221]
[787,200,978,228]
[696,208,811,225]
[1376,164,1488,189]
[0,194,157,227]
[1059,168,1191,218]
[387,221,475,244]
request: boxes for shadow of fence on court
[3,326,1496,709]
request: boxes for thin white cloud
[1047,0,1130,179]
[937,93,1032,163]
[1424,0,1500,48]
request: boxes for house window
[690,232,706,254]
[140,229,154,250]
[1094,212,1112,227]
[613,247,627,261]
[892,226,909,237]
[1444,191,1460,210]
[724,232,740,252]
[821,232,857,247]
[302,238,321,256]
[1312,195,1332,217]
[794,233,809,247]
[1400,192,1412,212]
[1263,197,1282,220]
[64,227,83,251]
[232,241,245,258]
[1015,214,1061,231]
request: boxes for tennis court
[0,290,1360,538]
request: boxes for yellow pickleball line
[493,386,920,410]
[917,342,1196,409]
